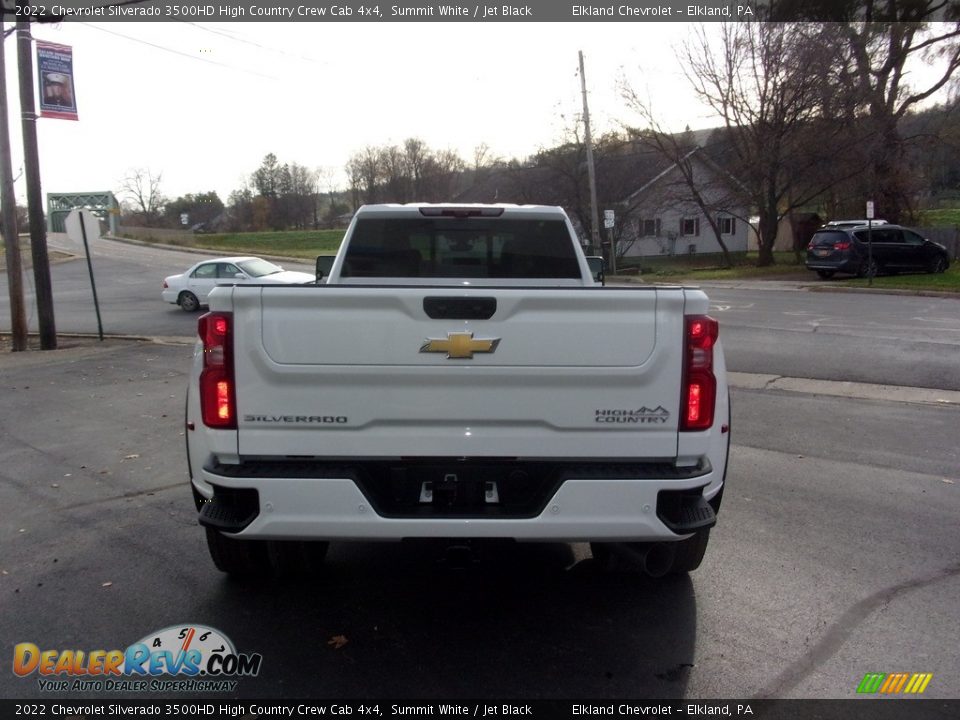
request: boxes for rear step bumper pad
[657,492,717,534]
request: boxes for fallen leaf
[327,635,349,649]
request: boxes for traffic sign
[65,209,101,250]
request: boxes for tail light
[833,241,851,250]
[162,280,168,288]
[680,315,718,431]
[198,312,236,429]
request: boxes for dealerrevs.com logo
[13,624,262,693]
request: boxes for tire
[268,540,330,577]
[816,270,835,279]
[205,527,272,578]
[857,258,879,278]
[669,529,711,574]
[928,256,948,274]
[205,528,329,579]
[178,291,200,312]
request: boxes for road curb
[729,371,960,406]
[806,285,960,299]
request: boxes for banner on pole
[36,41,78,121]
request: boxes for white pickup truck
[186,204,730,578]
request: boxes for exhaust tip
[593,541,677,577]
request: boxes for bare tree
[380,145,410,203]
[354,146,383,204]
[530,119,592,237]
[120,168,165,226]
[621,85,749,267]
[682,22,861,265]
[421,148,466,201]
[473,142,493,171]
[403,138,431,198]
[226,183,254,232]
[832,7,960,221]
[286,162,317,229]
[345,141,467,205]
[345,157,364,211]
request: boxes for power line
[79,23,281,80]
[184,23,329,67]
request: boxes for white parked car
[162,256,315,312]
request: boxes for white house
[454,144,751,259]
[614,148,750,259]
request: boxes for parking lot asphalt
[1,339,959,702]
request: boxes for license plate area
[361,463,558,518]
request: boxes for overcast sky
[1,21,952,209]
[0,21,715,206]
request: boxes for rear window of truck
[341,218,581,279]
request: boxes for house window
[718,216,735,235]
[639,218,661,237]
[681,218,700,236]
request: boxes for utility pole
[0,21,27,351]
[17,19,55,349]
[578,50,601,257]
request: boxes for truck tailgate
[230,286,686,460]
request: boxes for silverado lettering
[243,415,348,424]
[186,204,730,579]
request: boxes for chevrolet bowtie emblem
[420,332,501,359]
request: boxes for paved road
[703,284,960,391]
[1,235,313,340]
[2,241,959,700]
[2,238,958,390]
[0,342,957,700]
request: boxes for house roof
[454,143,738,210]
